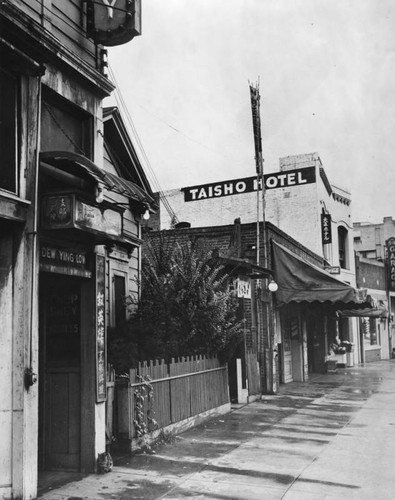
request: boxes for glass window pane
[114,274,126,326]
[0,70,17,192]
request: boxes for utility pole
[249,81,266,267]
[249,81,276,394]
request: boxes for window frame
[109,264,129,329]
[0,68,19,195]
[40,87,93,159]
[337,226,349,270]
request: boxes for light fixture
[142,208,150,220]
[95,184,104,204]
[268,279,278,292]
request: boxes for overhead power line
[108,64,179,225]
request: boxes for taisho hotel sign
[182,166,316,202]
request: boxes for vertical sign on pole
[96,254,107,402]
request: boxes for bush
[108,234,244,371]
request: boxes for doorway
[306,311,327,374]
[39,274,82,471]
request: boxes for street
[38,360,395,499]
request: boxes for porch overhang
[216,252,274,279]
[39,151,155,207]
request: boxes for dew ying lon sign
[40,245,91,278]
[182,167,316,202]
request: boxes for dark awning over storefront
[272,241,368,308]
[40,151,154,205]
[338,298,388,318]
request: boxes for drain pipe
[25,78,42,390]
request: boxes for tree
[108,233,244,371]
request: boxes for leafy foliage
[108,234,244,371]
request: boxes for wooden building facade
[0,2,149,498]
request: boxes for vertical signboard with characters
[386,237,395,291]
[96,254,107,401]
[321,213,332,245]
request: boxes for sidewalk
[38,360,395,499]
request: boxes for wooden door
[306,313,326,374]
[40,275,81,470]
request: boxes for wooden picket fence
[114,356,230,445]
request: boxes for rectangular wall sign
[42,195,123,238]
[40,245,88,268]
[182,166,316,202]
[39,244,92,278]
[237,278,251,299]
[76,200,122,237]
[324,266,340,275]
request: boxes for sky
[106,0,395,224]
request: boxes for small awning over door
[272,241,367,308]
[40,151,154,205]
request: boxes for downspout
[25,76,42,389]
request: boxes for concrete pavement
[38,360,395,499]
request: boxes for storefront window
[0,69,17,193]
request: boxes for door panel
[46,369,80,469]
[40,275,81,471]
[307,313,326,374]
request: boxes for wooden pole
[249,81,276,394]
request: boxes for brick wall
[144,220,324,278]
